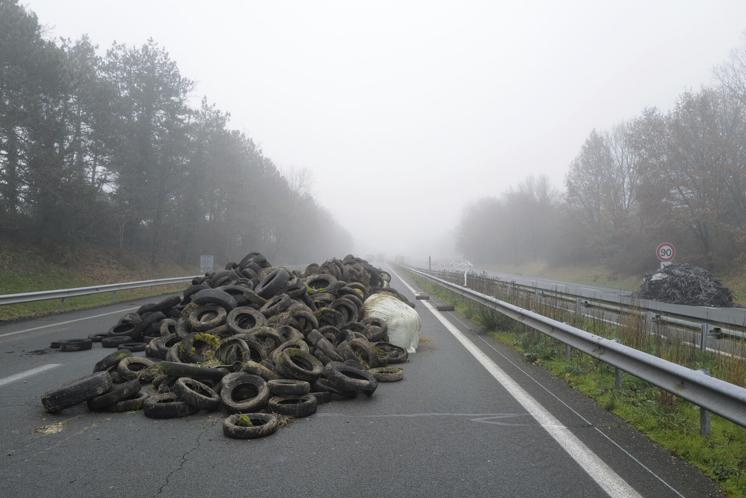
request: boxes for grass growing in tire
[407,271,746,497]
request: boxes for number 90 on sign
[656,242,676,262]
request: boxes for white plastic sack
[363,292,421,353]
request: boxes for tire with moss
[223,413,279,439]
[93,350,132,373]
[241,360,280,381]
[369,366,404,382]
[226,307,266,334]
[268,394,317,417]
[117,356,155,381]
[173,377,220,411]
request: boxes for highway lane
[0,281,723,497]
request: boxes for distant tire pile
[41,252,411,440]
[639,263,734,307]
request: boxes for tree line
[457,36,746,274]
[0,0,351,266]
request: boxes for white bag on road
[363,292,421,353]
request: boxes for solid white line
[0,306,139,339]
[0,364,62,387]
[391,268,641,498]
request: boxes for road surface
[0,271,722,497]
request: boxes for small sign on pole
[200,255,214,273]
[656,242,676,266]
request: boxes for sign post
[655,242,676,268]
[200,255,214,273]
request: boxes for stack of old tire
[41,252,410,440]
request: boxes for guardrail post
[574,297,581,315]
[59,297,65,312]
[612,339,623,389]
[700,323,710,351]
[565,343,572,361]
[698,369,711,437]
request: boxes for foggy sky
[26,0,746,259]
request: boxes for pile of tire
[41,252,410,440]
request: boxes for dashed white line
[0,306,138,339]
[391,267,642,498]
[0,364,62,387]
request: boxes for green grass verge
[0,242,196,322]
[410,272,746,497]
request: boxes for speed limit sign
[656,242,676,262]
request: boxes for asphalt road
[0,271,723,497]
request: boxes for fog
[26,0,746,259]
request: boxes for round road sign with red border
[656,242,676,262]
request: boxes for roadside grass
[482,261,746,305]
[410,272,746,497]
[0,243,196,322]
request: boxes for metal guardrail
[0,276,198,306]
[408,267,746,431]
[433,269,746,340]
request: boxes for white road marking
[0,364,62,387]
[391,267,642,498]
[0,306,138,339]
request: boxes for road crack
[153,419,215,497]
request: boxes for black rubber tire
[306,329,324,346]
[108,322,138,337]
[316,337,344,362]
[241,360,280,381]
[106,390,148,412]
[59,338,93,352]
[41,372,112,414]
[275,349,323,382]
[331,298,359,325]
[216,337,252,364]
[188,304,228,332]
[158,362,229,383]
[226,306,266,334]
[220,373,270,413]
[369,366,404,382]
[118,342,146,352]
[87,379,141,411]
[309,391,332,404]
[311,377,357,398]
[255,268,290,298]
[117,356,156,381]
[191,288,237,310]
[173,377,220,411]
[88,333,109,343]
[348,338,380,369]
[50,341,61,349]
[143,393,199,419]
[268,394,317,418]
[102,335,132,348]
[277,325,304,343]
[93,350,132,373]
[304,274,338,293]
[375,342,409,364]
[159,319,178,337]
[260,294,293,318]
[323,362,378,397]
[223,413,278,439]
[268,379,310,396]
